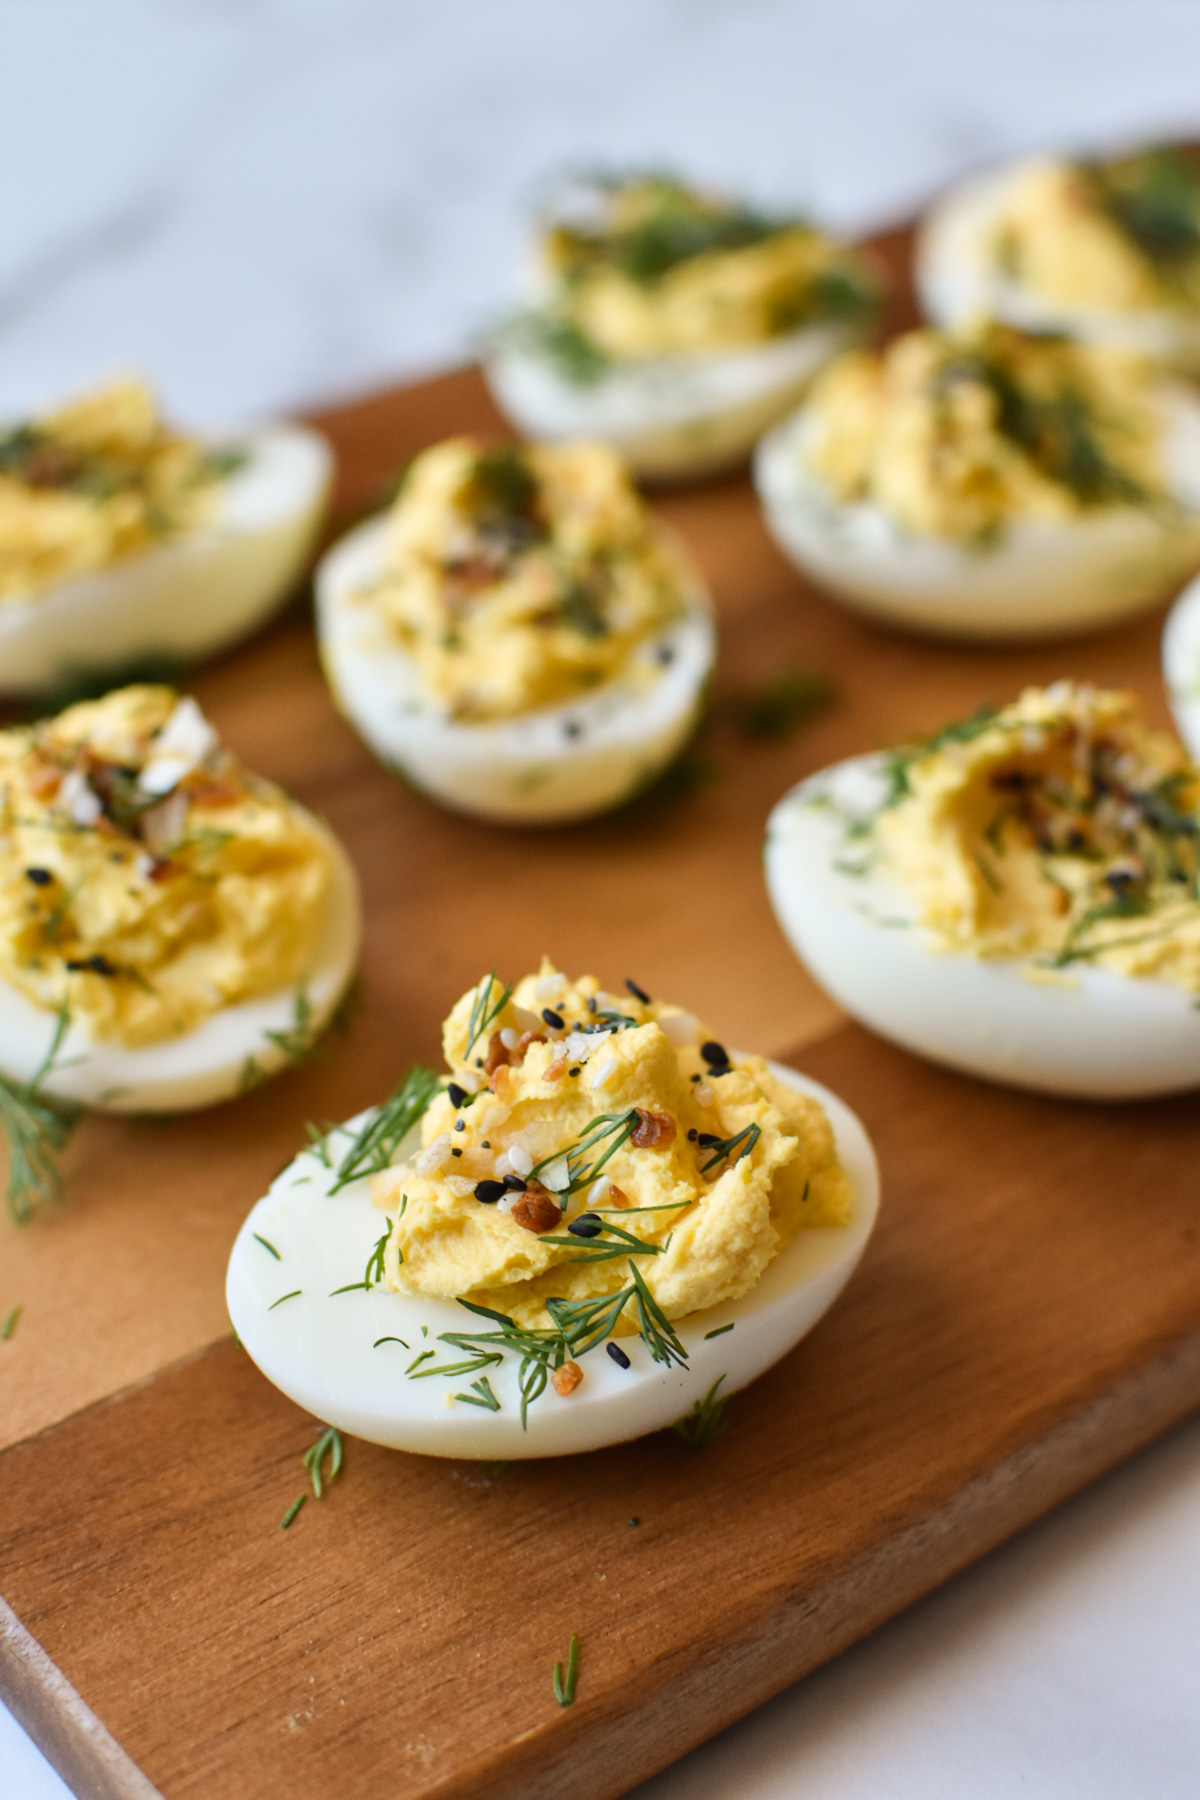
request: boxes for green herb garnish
[302,1426,343,1499]
[671,1375,729,1449]
[0,1006,82,1225]
[552,1633,580,1708]
[329,1064,441,1192]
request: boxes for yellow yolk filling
[359,438,690,721]
[876,682,1200,987]
[374,961,853,1332]
[801,325,1166,542]
[0,686,335,1046]
[0,377,229,604]
[539,176,877,357]
[991,154,1200,314]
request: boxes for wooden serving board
[3,223,1200,1800]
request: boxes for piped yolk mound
[876,682,1200,986]
[0,377,233,604]
[536,172,879,358]
[0,685,335,1046]
[374,962,853,1332]
[991,149,1200,315]
[801,323,1166,543]
[360,438,690,721]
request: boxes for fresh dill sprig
[698,1122,761,1174]
[329,1064,441,1192]
[1,1304,22,1341]
[671,1375,729,1449]
[528,1108,640,1197]
[552,1633,580,1708]
[0,1006,82,1226]
[279,1494,306,1530]
[465,971,513,1057]
[268,1289,302,1310]
[302,1426,343,1499]
[630,1264,688,1367]
[731,666,836,743]
[704,1322,734,1339]
[539,1219,664,1263]
[454,1375,501,1411]
[252,1233,281,1261]
[329,1226,392,1295]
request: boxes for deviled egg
[767,682,1200,1098]
[484,171,882,481]
[316,437,715,823]
[755,322,1200,639]
[918,145,1200,371]
[0,685,360,1215]
[227,962,879,1458]
[0,376,330,694]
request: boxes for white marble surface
[4,1,1200,1794]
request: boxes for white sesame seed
[499,1027,520,1051]
[496,1191,521,1216]
[588,1178,611,1206]
[590,1057,617,1090]
[512,1005,542,1033]
[508,1144,533,1178]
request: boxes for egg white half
[225,1059,878,1460]
[1162,567,1200,760]
[0,816,360,1112]
[916,162,1200,372]
[754,387,1200,641]
[315,515,716,825]
[0,425,331,696]
[766,755,1200,1099]
[484,321,860,482]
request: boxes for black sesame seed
[451,1147,463,1158]
[629,1516,641,1526]
[701,1039,730,1069]
[568,1214,603,1239]
[542,1007,564,1029]
[606,1342,631,1369]
[454,1119,465,1132]
[687,1128,698,1141]
[482,1141,491,1149]
[625,978,650,1004]
[569,1066,581,1077]
[67,955,117,976]
[502,1173,527,1192]
[474,1057,483,1068]
[690,1073,701,1083]
[657,644,675,665]
[564,720,582,740]
[24,868,52,887]
[474,1180,506,1204]
[587,996,597,1013]
[447,1082,468,1108]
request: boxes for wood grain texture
[4,1024,1200,1800]
[0,1598,163,1800]
[3,216,1200,1799]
